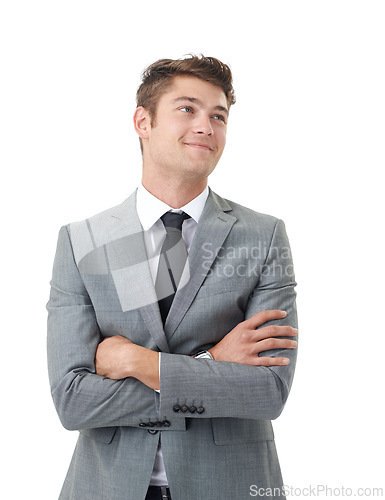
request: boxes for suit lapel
[86,191,170,353]
[164,190,237,339]
[80,189,236,352]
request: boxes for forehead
[159,75,228,109]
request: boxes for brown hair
[136,54,236,125]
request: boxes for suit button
[162,420,171,427]
[148,429,159,435]
[189,406,197,414]
[155,421,163,427]
[148,422,155,427]
[173,404,181,413]
[196,406,205,414]
[139,422,148,427]
[180,405,188,413]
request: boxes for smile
[184,142,213,151]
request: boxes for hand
[209,310,297,366]
[95,335,160,390]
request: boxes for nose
[192,113,213,136]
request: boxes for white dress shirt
[136,183,209,487]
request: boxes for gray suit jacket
[47,189,298,500]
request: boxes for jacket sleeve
[47,226,158,431]
[158,219,298,421]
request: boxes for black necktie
[155,211,191,324]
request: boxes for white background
[1,1,384,498]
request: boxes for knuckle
[255,356,270,366]
[266,325,278,336]
[263,310,275,322]
[239,318,250,330]
[240,330,252,342]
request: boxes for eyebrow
[171,96,229,116]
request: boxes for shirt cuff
[155,352,161,393]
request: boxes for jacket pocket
[196,278,251,300]
[211,418,274,445]
[80,426,118,444]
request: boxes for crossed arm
[48,220,297,429]
[95,309,298,390]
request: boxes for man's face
[142,76,229,183]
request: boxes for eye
[212,114,225,122]
[179,106,194,113]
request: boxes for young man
[47,55,298,500]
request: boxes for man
[47,54,298,500]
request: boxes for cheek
[172,120,191,139]
[216,129,227,150]
[150,129,174,151]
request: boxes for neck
[141,174,207,209]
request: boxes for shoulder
[210,190,282,231]
[209,190,291,251]
[59,190,138,264]
[68,191,137,230]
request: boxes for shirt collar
[136,184,209,230]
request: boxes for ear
[133,106,151,140]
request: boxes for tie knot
[161,211,191,231]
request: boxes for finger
[253,356,291,367]
[253,338,297,354]
[244,309,288,329]
[253,325,298,342]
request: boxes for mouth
[184,142,214,151]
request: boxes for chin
[180,167,211,182]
